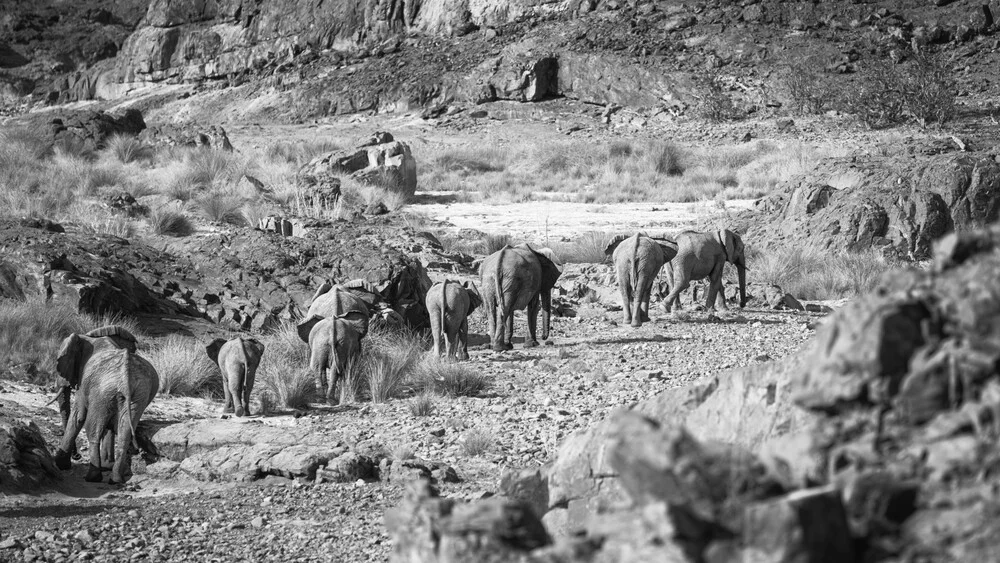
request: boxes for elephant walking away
[53,326,159,484]
[479,243,563,351]
[206,337,265,417]
[297,313,366,404]
[605,233,678,327]
[662,229,747,312]
[425,280,483,360]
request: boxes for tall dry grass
[146,335,220,397]
[256,322,314,410]
[749,246,896,300]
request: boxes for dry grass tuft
[549,231,611,264]
[196,192,245,225]
[364,326,425,403]
[412,357,490,397]
[257,322,315,410]
[750,246,896,300]
[146,335,219,397]
[148,206,194,236]
[408,392,436,416]
[105,134,153,164]
[460,428,494,457]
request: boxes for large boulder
[0,419,60,492]
[27,109,147,152]
[298,132,418,199]
[748,150,1000,259]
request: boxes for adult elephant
[206,336,265,417]
[298,283,370,338]
[296,313,366,404]
[662,228,747,312]
[480,243,562,351]
[605,233,678,327]
[53,326,159,484]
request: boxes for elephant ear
[296,314,325,343]
[310,281,333,306]
[86,325,138,352]
[604,234,629,256]
[56,334,84,388]
[719,229,736,263]
[531,247,563,290]
[463,281,483,313]
[654,238,678,262]
[243,338,265,359]
[205,338,227,366]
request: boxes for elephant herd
[48,232,743,485]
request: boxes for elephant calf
[425,280,483,360]
[53,326,159,484]
[297,313,366,404]
[206,336,265,417]
[605,233,678,327]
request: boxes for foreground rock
[0,418,59,492]
[390,223,1000,562]
[749,149,1000,258]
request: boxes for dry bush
[781,56,836,115]
[412,357,490,397]
[266,139,341,165]
[197,192,245,225]
[148,205,194,236]
[146,335,220,397]
[105,134,153,164]
[549,231,612,264]
[80,213,137,239]
[460,428,494,457]
[843,52,955,129]
[750,246,895,300]
[408,392,435,416]
[241,203,276,230]
[364,326,425,403]
[484,234,514,255]
[0,298,91,383]
[699,80,742,122]
[341,178,409,212]
[257,322,315,410]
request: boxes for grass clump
[408,392,436,416]
[257,322,314,410]
[549,231,611,264]
[750,246,896,300]
[484,234,514,255]
[148,206,194,236]
[413,357,490,397]
[105,134,153,164]
[146,335,219,397]
[364,326,425,403]
[460,428,494,457]
[197,192,245,225]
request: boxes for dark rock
[317,452,376,483]
[499,467,549,518]
[0,419,60,492]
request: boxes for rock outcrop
[390,224,1000,561]
[298,132,418,199]
[0,418,60,492]
[749,149,1000,259]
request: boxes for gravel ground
[1,288,820,562]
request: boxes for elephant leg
[55,403,86,470]
[100,427,115,469]
[109,407,134,485]
[230,366,246,417]
[619,280,632,325]
[663,277,691,314]
[221,369,234,414]
[525,298,540,348]
[707,265,727,311]
[85,411,110,482]
[487,301,503,352]
[431,317,443,357]
[457,317,470,361]
[242,366,255,417]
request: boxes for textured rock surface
[299,132,418,198]
[749,150,1000,258]
[0,418,59,492]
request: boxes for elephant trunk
[541,290,552,340]
[738,264,747,308]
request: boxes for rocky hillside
[3,0,999,120]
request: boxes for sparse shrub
[413,357,490,397]
[408,392,435,416]
[391,443,417,460]
[646,141,685,176]
[82,214,137,239]
[105,134,153,164]
[364,327,424,403]
[844,52,955,129]
[460,428,494,457]
[197,193,245,225]
[484,234,514,255]
[750,246,895,300]
[0,298,91,383]
[241,203,274,230]
[146,335,219,397]
[699,80,742,122]
[267,139,341,165]
[148,206,194,237]
[549,231,611,264]
[608,141,634,159]
[257,322,315,410]
[781,56,835,115]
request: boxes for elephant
[425,280,483,360]
[297,312,366,404]
[605,233,678,327]
[206,336,265,417]
[299,282,370,339]
[479,243,563,351]
[53,326,159,484]
[54,326,138,465]
[661,228,748,312]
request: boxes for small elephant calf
[297,312,366,404]
[206,336,265,417]
[425,280,483,360]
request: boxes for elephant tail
[494,248,507,316]
[631,234,641,289]
[440,280,449,341]
[121,350,140,452]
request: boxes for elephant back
[87,325,138,352]
[305,285,370,337]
